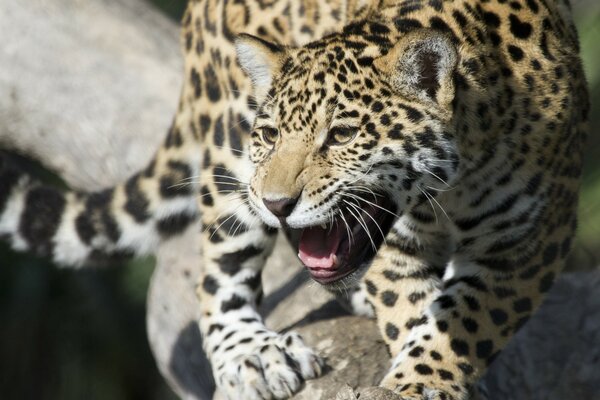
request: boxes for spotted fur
[0,0,588,399]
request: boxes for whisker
[214,145,249,155]
[344,201,377,252]
[343,197,387,245]
[418,186,438,224]
[344,192,401,219]
[338,211,355,248]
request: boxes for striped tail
[0,151,199,267]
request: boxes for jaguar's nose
[262,196,299,218]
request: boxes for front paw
[215,331,323,400]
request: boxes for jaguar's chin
[291,193,397,285]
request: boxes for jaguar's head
[235,28,460,285]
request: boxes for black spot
[539,272,555,293]
[199,114,212,136]
[414,364,433,375]
[436,295,456,309]
[164,126,183,148]
[381,290,399,307]
[394,18,423,33]
[450,339,469,357]
[365,279,378,295]
[406,315,428,329]
[438,369,454,381]
[221,294,247,313]
[526,0,539,13]
[20,186,66,255]
[190,67,202,98]
[243,273,262,291]
[212,164,238,194]
[204,64,221,102]
[124,175,150,223]
[408,291,427,304]
[200,185,214,206]
[75,213,96,245]
[476,340,493,359]
[482,12,501,28]
[489,308,508,325]
[385,322,399,340]
[430,350,442,360]
[202,275,219,295]
[404,106,423,123]
[214,246,263,275]
[428,17,456,41]
[228,112,247,157]
[463,295,480,311]
[156,212,195,237]
[458,362,474,375]
[371,101,384,113]
[462,317,479,333]
[542,243,558,264]
[408,346,424,357]
[509,14,533,39]
[213,114,225,147]
[387,124,404,140]
[160,161,193,198]
[80,189,120,243]
[383,270,402,282]
[207,323,224,335]
[437,320,448,332]
[513,297,532,313]
[507,45,524,62]
[428,0,443,11]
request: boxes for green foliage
[574,1,600,266]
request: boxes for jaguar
[0,0,588,398]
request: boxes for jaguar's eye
[258,127,279,146]
[326,126,358,146]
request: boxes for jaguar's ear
[374,29,458,111]
[235,33,286,104]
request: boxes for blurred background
[0,0,598,399]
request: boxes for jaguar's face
[235,30,459,284]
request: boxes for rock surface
[2,1,599,400]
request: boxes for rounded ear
[374,29,458,111]
[235,33,286,104]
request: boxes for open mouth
[294,193,397,285]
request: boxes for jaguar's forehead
[261,39,383,125]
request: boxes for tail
[0,147,199,267]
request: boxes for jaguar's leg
[195,156,323,400]
[370,238,569,400]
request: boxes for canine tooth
[321,223,327,229]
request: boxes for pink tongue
[298,224,343,270]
